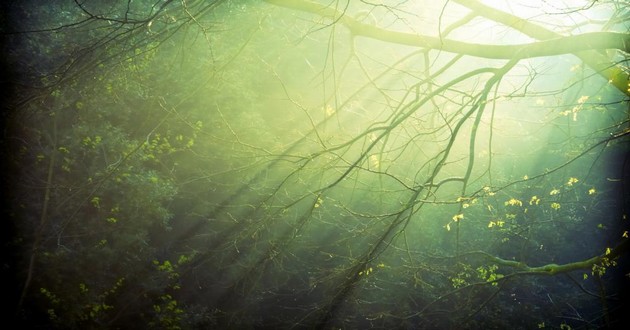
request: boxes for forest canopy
[2,0,629,329]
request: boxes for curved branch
[265,0,630,96]
[467,238,629,276]
[451,0,630,97]
[265,0,629,58]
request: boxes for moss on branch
[469,239,629,276]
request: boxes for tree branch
[265,0,630,96]
[467,238,629,276]
[265,0,629,57]
[452,0,630,98]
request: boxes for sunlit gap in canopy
[171,0,626,258]
[314,3,600,171]
[459,0,615,35]
[204,0,621,209]
[175,0,626,255]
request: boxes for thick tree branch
[265,0,629,57]
[451,0,630,99]
[265,0,630,96]
[468,238,629,276]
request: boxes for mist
[3,0,629,329]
